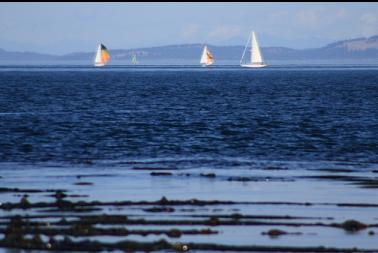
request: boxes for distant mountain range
[1,35,378,62]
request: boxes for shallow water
[0,65,377,252]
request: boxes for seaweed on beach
[1,190,378,252]
[1,235,377,252]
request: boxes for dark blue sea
[0,65,377,165]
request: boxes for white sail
[94,44,104,67]
[251,31,263,64]
[200,45,214,66]
[240,31,267,68]
[200,46,207,64]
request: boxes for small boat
[94,43,110,67]
[200,45,214,67]
[240,31,267,68]
[131,54,138,65]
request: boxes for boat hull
[240,63,267,68]
[94,63,105,67]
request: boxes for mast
[240,33,251,65]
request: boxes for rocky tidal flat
[0,160,378,252]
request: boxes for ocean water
[0,65,378,251]
[0,65,377,165]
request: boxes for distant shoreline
[1,34,378,61]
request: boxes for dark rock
[71,223,92,236]
[20,195,30,207]
[74,182,93,186]
[262,229,288,237]
[227,176,253,182]
[150,172,172,176]
[31,234,43,246]
[317,168,355,173]
[48,236,57,247]
[143,207,175,213]
[200,228,213,235]
[200,173,216,178]
[80,214,128,224]
[173,243,189,251]
[340,219,368,231]
[177,173,191,177]
[167,229,182,238]
[54,190,67,200]
[159,196,169,205]
[230,213,243,220]
[63,235,72,244]
[0,187,41,193]
[58,218,69,225]
[263,166,288,171]
[205,217,220,226]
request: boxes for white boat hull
[240,63,267,68]
[94,63,105,67]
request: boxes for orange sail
[94,44,110,67]
[101,45,110,63]
[206,51,214,64]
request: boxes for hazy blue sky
[1,3,378,54]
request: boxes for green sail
[131,54,138,65]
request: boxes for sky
[1,2,378,55]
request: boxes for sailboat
[131,54,138,65]
[240,31,267,68]
[200,45,214,66]
[94,43,110,67]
